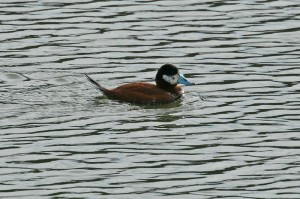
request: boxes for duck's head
[155,64,194,87]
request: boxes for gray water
[1,0,300,198]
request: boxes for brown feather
[104,82,183,104]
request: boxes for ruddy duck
[85,63,194,104]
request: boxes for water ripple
[1,0,300,198]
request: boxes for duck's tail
[85,74,107,92]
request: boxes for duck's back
[104,82,182,104]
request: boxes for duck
[85,63,194,105]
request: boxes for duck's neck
[156,79,178,93]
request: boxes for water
[1,0,300,198]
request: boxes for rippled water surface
[1,0,300,198]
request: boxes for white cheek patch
[162,74,179,85]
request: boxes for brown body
[103,82,183,104]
